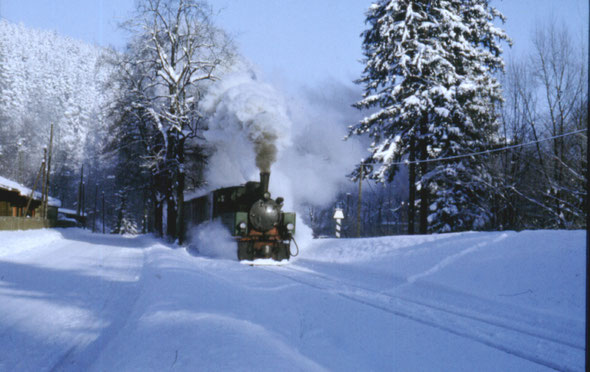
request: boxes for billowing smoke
[198,59,366,244]
[252,125,278,172]
[201,62,291,183]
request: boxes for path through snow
[0,228,585,371]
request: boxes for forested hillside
[0,0,586,237]
[0,20,113,208]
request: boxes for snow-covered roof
[184,190,206,202]
[0,175,62,207]
[58,208,86,217]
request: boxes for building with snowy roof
[0,175,61,230]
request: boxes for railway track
[265,264,584,372]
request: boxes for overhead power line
[368,128,588,167]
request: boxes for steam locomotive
[184,172,296,261]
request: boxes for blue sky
[0,0,587,88]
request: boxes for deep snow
[0,228,585,371]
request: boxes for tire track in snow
[48,240,149,372]
[265,265,583,372]
[405,233,507,284]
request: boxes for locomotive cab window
[213,187,249,216]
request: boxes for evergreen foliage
[111,189,139,235]
[352,0,509,232]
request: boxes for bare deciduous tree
[496,20,587,229]
[117,0,233,242]
[530,20,587,227]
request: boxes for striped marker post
[333,208,344,238]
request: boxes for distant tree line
[0,0,586,239]
[0,19,113,216]
[0,1,233,241]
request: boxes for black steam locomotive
[184,172,296,261]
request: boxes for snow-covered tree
[351,0,509,233]
[117,0,233,242]
[104,37,165,235]
[111,188,139,235]
[0,20,114,207]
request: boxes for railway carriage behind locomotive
[185,172,296,261]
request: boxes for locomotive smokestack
[260,172,270,194]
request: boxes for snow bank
[304,230,586,319]
[0,229,584,371]
[0,228,63,258]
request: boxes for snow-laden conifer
[352,0,509,232]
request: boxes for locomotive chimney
[260,172,270,195]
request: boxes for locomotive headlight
[286,223,294,231]
[239,221,247,230]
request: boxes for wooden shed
[0,175,60,230]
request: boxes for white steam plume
[201,62,291,187]
[187,220,237,260]
[199,60,365,244]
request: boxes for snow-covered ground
[0,228,585,371]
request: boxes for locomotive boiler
[185,172,296,261]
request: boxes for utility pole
[356,161,363,238]
[77,165,84,216]
[345,193,352,237]
[408,138,416,235]
[102,191,105,234]
[93,184,97,233]
[25,160,44,216]
[81,181,85,228]
[17,141,23,184]
[43,124,54,219]
[41,148,47,218]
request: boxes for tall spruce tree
[352,0,509,233]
